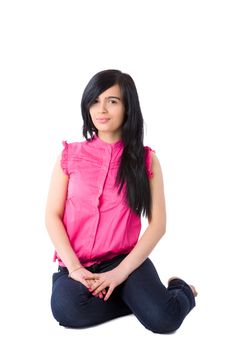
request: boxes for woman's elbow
[158,225,166,238]
[45,210,62,230]
[149,221,166,238]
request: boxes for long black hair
[81,69,152,220]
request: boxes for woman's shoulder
[62,138,88,146]
[60,139,88,175]
[61,138,88,153]
[144,146,160,178]
[144,146,156,179]
[144,145,155,154]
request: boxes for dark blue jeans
[51,255,196,333]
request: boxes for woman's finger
[88,278,103,292]
[104,286,114,301]
[92,281,106,295]
[81,278,93,289]
[85,274,100,281]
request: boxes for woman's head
[88,84,125,141]
[81,69,144,146]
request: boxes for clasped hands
[70,266,128,301]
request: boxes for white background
[0,0,232,349]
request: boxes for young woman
[45,69,197,333]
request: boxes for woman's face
[89,84,125,138]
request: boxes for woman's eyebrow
[105,96,121,100]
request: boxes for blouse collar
[91,134,124,149]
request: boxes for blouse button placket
[89,144,113,259]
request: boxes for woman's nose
[98,100,107,113]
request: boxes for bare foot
[189,284,198,297]
[168,277,198,297]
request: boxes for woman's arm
[88,153,166,300]
[46,157,107,295]
[45,157,82,273]
[117,152,166,275]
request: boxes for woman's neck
[97,131,122,145]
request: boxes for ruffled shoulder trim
[60,141,69,175]
[144,146,156,179]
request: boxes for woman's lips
[96,118,110,123]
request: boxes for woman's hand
[69,267,106,299]
[85,267,129,301]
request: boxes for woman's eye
[108,99,117,104]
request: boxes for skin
[89,84,125,144]
[45,84,196,302]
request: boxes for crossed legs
[51,257,196,333]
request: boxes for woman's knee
[51,289,78,327]
[139,308,183,334]
[51,277,89,328]
[147,319,182,334]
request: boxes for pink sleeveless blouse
[54,134,155,267]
